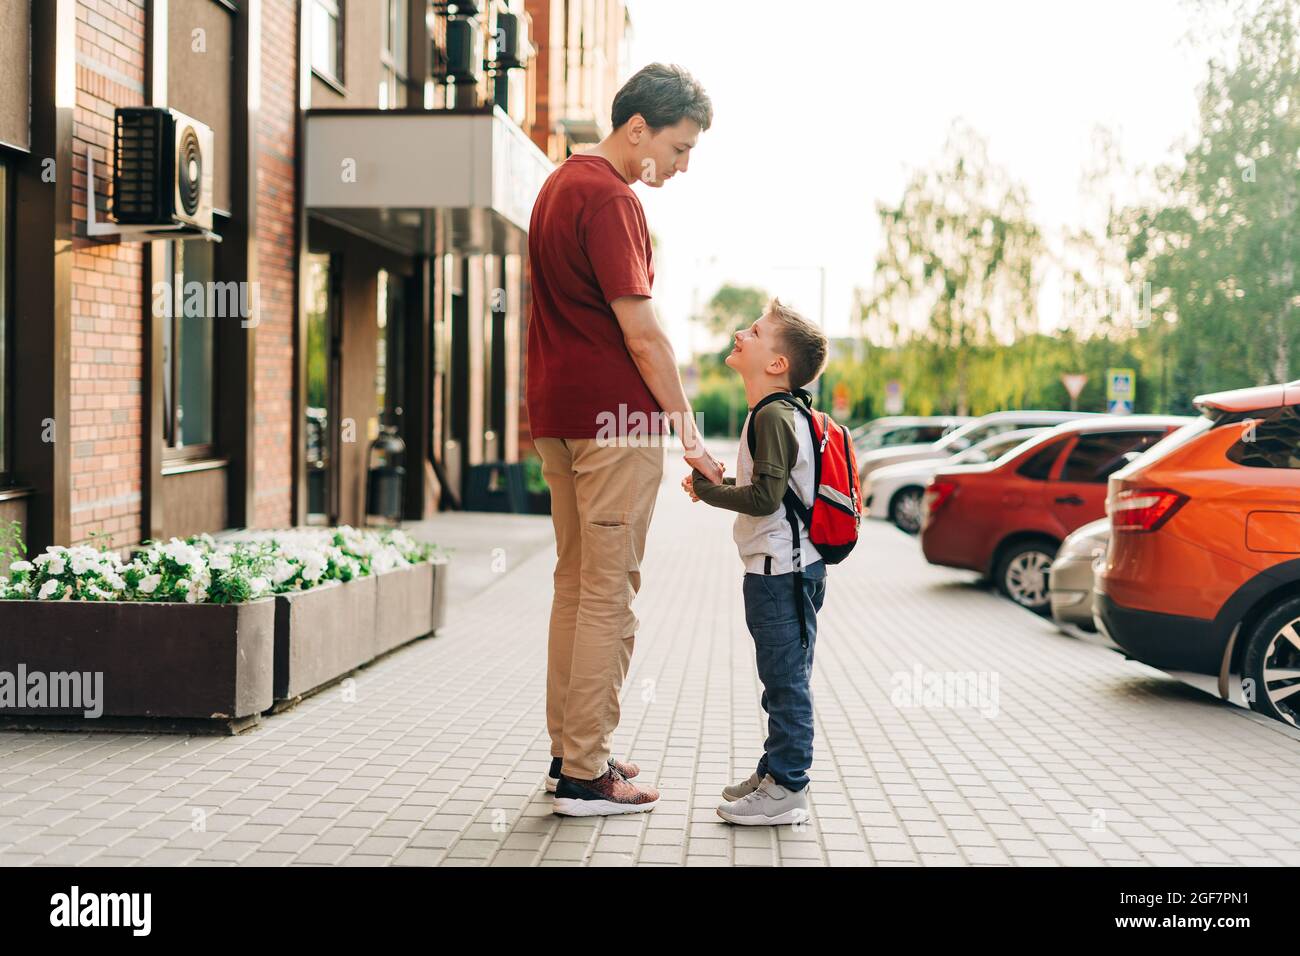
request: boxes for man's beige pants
[535,437,664,781]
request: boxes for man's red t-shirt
[526,153,662,438]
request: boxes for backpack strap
[747,389,817,650]
[783,496,810,649]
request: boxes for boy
[684,298,830,826]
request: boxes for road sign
[1061,374,1088,400]
[1061,373,1088,411]
[884,380,903,415]
[832,381,850,419]
[1106,368,1135,415]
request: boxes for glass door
[305,253,340,525]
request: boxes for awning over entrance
[304,106,553,256]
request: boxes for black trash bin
[366,426,407,526]
[463,462,529,513]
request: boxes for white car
[852,416,970,455]
[863,428,1050,534]
[857,410,1093,483]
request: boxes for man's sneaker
[721,772,762,801]
[716,774,810,826]
[552,766,658,817]
[544,756,640,793]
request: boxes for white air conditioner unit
[111,107,214,232]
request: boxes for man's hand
[680,473,700,502]
[685,448,724,484]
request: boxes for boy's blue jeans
[741,559,826,793]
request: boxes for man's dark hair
[611,63,713,132]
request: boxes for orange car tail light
[1110,487,1188,532]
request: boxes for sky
[620,0,1218,355]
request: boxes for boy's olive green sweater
[691,393,821,575]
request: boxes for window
[162,240,217,456]
[1228,406,1300,469]
[379,0,408,108]
[305,254,335,523]
[1017,438,1067,480]
[311,0,344,85]
[1060,431,1166,483]
[0,163,8,478]
[376,269,407,428]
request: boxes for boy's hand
[684,447,724,484]
[681,474,700,502]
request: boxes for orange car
[1096,380,1300,725]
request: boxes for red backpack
[747,389,862,643]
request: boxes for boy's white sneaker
[721,772,762,801]
[716,774,811,826]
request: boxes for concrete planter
[373,562,434,657]
[272,574,377,702]
[0,599,274,729]
[430,560,449,635]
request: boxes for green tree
[1126,0,1299,406]
[697,284,768,342]
[862,122,1043,414]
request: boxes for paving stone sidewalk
[1,465,1299,866]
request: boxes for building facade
[0,0,629,557]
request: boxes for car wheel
[889,487,925,535]
[1242,596,1300,727]
[994,540,1057,615]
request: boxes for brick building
[0,0,629,556]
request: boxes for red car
[920,415,1192,613]
[1097,380,1300,725]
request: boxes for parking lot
[1,462,1298,867]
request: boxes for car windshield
[953,430,1041,464]
[859,423,944,451]
[935,421,1001,451]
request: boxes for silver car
[857,410,1094,482]
[851,416,969,455]
[1049,517,1110,633]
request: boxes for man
[527,63,719,816]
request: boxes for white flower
[270,560,297,586]
[301,553,326,583]
[47,557,66,576]
[71,553,96,576]
[8,561,32,573]
[138,574,161,595]
[161,539,203,569]
[208,552,232,572]
[38,579,60,600]
[184,580,207,604]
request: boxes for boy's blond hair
[766,297,828,391]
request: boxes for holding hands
[681,457,723,503]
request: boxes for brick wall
[252,0,297,528]
[70,0,148,550]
